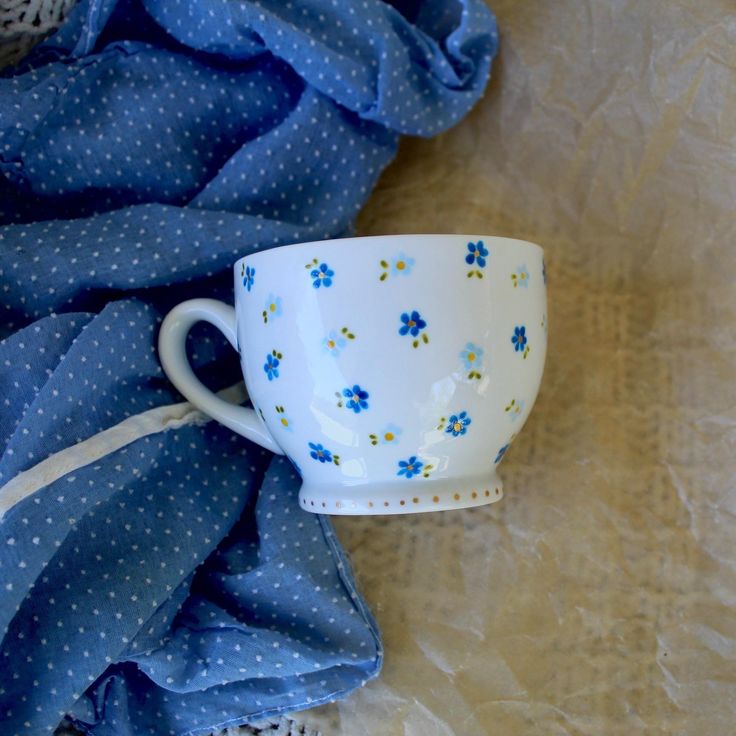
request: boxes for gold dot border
[300,487,501,511]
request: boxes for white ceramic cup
[158,234,547,515]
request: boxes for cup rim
[235,233,543,269]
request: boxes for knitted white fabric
[55,717,319,736]
[0,0,76,68]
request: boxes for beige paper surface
[292,0,736,733]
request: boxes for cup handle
[158,298,284,455]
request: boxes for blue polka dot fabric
[0,1,498,733]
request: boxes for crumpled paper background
[289,0,736,733]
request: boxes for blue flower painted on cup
[309,442,332,463]
[391,252,415,276]
[343,384,369,413]
[275,405,293,431]
[323,329,347,356]
[264,350,282,380]
[399,310,429,347]
[242,264,255,291]
[379,253,415,281]
[262,293,282,323]
[397,456,424,479]
[446,411,471,437]
[460,342,484,380]
[512,325,528,349]
[399,310,426,337]
[505,398,526,420]
[511,326,530,358]
[322,326,355,356]
[466,240,488,267]
[369,423,402,446]
[309,442,340,466]
[466,240,488,278]
[311,262,334,288]
[495,444,509,464]
[511,265,530,288]
[381,423,402,444]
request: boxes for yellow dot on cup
[495,488,501,495]
[270,303,276,312]
[400,499,405,506]
[280,418,288,427]
[484,489,490,497]
[396,260,405,270]
[453,493,460,501]
[412,497,419,504]
[468,352,475,362]
[384,432,394,441]
[471,491,478,499]
[433,495,439,503]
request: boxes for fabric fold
[0,1,498,733]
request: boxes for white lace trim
[0,382,246,519]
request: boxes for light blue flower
[459,342,484,371]
[264,293,282,318]
[391,252,415,276]
[323,329,348,357]
[380,423,402,444]
[276,406,292,431]
[507,398,526,420]
[514,265,530,288]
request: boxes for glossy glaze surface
[234,234,546,514]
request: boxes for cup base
[298,475,503,516]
